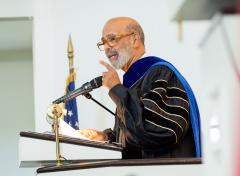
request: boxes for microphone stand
[83,93,115,116]
[83,92,126,145]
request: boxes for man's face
[102,24,133,69]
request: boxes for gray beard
[109,48,132,69]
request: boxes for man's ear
[132,33,141,48]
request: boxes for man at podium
[80,17,201,159]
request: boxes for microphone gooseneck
[52,76,102,104]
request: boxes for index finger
[99,60,113,71]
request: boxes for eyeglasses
[97,32,134,51]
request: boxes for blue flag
[64,73,79,129]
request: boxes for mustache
[105,49,118,58]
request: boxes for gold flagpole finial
[67,34,74,74]
[68,34,74,58]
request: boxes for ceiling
[0,17,32,50]
[174,0,237,20]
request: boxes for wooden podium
[36,158,203,176]
[19,131,122,167]
[19,131,203,176]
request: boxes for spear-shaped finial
[68,34,74,58]
[67,34,74,74]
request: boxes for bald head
[103,17,145,45]
[101,17,145,71]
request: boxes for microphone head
[90,76,102,89]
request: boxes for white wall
[0,0,33,17]
[200,15,240,176]
[0,50,35,176]
[33,0,209,134]
[0,1,34,176]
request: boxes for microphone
[52,76,102,104]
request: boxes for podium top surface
[20,131,123,152]
[37,158,202,173]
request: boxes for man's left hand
[100,60,121,90]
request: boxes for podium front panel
[19,131,122,167]
[36,158,203,176]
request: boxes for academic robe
[104,56,201,159]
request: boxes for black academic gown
[104,59,196,159]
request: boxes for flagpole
[68,34,74,75]
[64,34,79,129]
[52,35,75,166]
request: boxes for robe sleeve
[108,65,190,150]
[103,128,116,142]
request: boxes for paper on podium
[58,118,89,140]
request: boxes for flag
[64,72,79,129]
